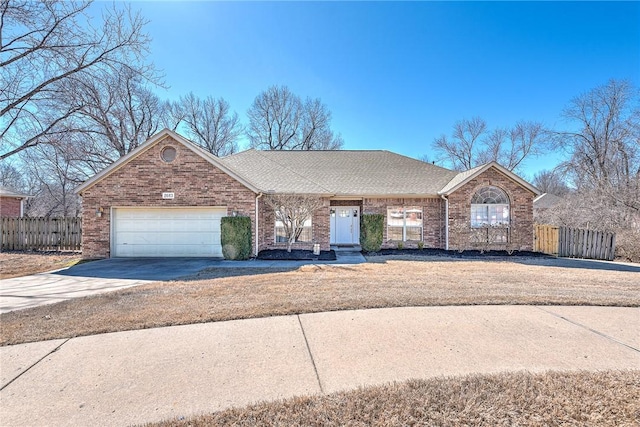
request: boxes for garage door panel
[112,208,226,257]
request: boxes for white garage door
[112,207,226,257]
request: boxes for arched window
[470,186,509,227]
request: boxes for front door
[330,206,360,244]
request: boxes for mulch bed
[257,249,337,261]
[365,248,549,258]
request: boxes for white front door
[330,206,360,244]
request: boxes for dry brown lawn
[1,257,638,346]
[144,370,640,427]
[0,252,83,279]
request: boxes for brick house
[0,187,30,218]
[76,129,539,258]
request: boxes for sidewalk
[1,305,638,426]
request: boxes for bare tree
[532,169,570,196]
[432,117,487,170]
[177,93,241,156]
[21,141,84,217]
[247,85,343,150]
[299,97,344,150]
[556,79,639,203]
[539,80,640,261]
[0,0,154,160]
[69,66,165,164]
[0,161,24,190]
[161,100,186,132]
[431,117,548,172]
[479,121,547,172]
[264,194,324,252]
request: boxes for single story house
[76,129,539,258]
[0,186,31,218]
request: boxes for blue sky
[99,1,638,179]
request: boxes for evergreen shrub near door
[360,214,384,252]
[221,216,252,260]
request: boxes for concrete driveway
[0,254,367,314]
[0,258,224,314]
[1,305,638,426]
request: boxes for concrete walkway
[1,305,638,426]
[0,252,367,314]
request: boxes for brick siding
[79,137,535,257]
[0,197,22,218]
[258,197,331,252]
[362,197,445,249]
[79,136,256,258]
[446,167,535,251]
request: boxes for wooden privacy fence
[534,224,616,261]
[534,225,560,255]
[1,217,82,251]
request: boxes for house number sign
[162,192,175,199]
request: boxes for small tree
[264,194,324,252]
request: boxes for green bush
[360,214,384,252]
[221,216,252,260]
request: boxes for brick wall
[362,197,444,249]
[446,167,535,251]
[258,197,331,252]
[79,136,257,258]
[0,197,22,218]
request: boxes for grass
[143,370,640,427]
[1,257,638,346]
[0,251,83,279]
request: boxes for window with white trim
[387,206,423,241]
[470,186,509,243]
[470,186,510,227]
[275,214,312,243]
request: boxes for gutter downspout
[255,193,263,257]
[440,195,449,251]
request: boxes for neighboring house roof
[0,186,31,198]
[438,162,540,196]
[220,149,459,196]
[75,129,261,194]
[533,193,563,210]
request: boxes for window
[160,146,177,163]
[470,186,510,227]
[470,186,509,243]
[387,206,423,241]
[275,213,312,243]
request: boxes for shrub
[221,216,252,260]
[397,241,404,250]
[616,227,640,262]
[360,214,384,252]
[417,241,424,250]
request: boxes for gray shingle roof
[533,193,563,209]
[437,164,486,195]
[0,186,30,198]
[220,149,458,196]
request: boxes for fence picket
[1,217,81,252]
[535,225,616,261]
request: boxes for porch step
[331,245,362,252]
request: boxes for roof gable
[438,162,540,196]
[75,129,260,194]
